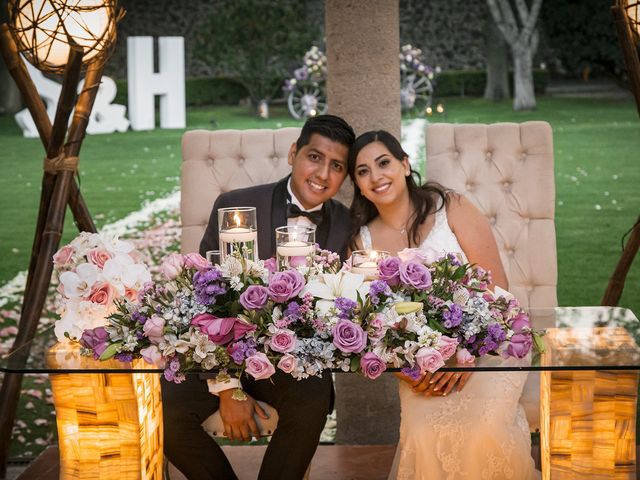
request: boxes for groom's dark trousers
[162,176,351,480]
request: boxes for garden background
[0,0,638,463]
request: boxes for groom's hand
[218,390,269,441]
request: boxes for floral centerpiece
[399,44,441,80]
[283,45,327,93]
[80,246,343,390]
[338,248,543,380]
[53,232,151,342]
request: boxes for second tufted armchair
[426,121,557,430]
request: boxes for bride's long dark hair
[348,130,448,250]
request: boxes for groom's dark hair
[296,114,355,150]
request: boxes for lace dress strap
[359,225,373,250]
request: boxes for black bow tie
[286,203,324,225]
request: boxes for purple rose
[510,312,531,333]
[239,285,270,310]
[378,257,401,286]
[360,352,387,380]
[268,270,305,302]
[80,327,110,360]
[332,319,367,353]
[245,352,276,380]
[270,329,297,353]
[399,261,432,290]
[415,347,445,373]
[506,333,533,359]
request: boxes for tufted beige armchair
[426,121,557,431]
[181,128,300,254]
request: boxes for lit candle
[351,250,386,280]
[219,227,257,243]
[277,240,315,257]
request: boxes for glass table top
[1,306,639,374]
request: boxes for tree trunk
[484,16,510,101]
[0,58,22,114]
[512,43,536,110]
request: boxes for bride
[347,130,538,480]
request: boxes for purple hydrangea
[132,310,147,325]
[335,297,357,319]
[193,267,226,305]
[443,304,463,328]
[284,301,302,320]
[228,339,258,364]
[487,323,507,342]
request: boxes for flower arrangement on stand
[52,232,151,343]
[283,45,327,94]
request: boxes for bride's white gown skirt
[388,356,539,480]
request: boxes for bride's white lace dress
[360,205,539,480]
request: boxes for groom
[162,114,355,480]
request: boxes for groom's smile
[288,133,348,210]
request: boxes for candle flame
[233,212,241,227]
[369,250,379,261]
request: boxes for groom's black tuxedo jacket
[199,175,352,260]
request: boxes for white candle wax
[277,241,314,257]
[352,261,379,279]
[219,227,257,243]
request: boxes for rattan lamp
[0,2,138,477]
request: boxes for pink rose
[367,314,387,340]
[415,347,445,374]
[143,315,166,343]
[398,246,442,264]
[360,352,387,380]
[87,248,113,269]
[124,287,138,303]
[87,282,116,306]
[140,345,166,368]
[378,257,401,286]
[456,348,475,365]
[399,261,432,290]
[264,257,278,275]
[160,253,184,279]
[245,352,276,380]
[277,353,297,373]
[191,313,256,345]
[268,270,305,303]
[53,245,75,266]
[183,253,210,271]
[438,335,459,360]
[270,329,297,353]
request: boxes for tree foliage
[540,0,624,78]
[194,0,320,104]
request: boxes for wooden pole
[602,217,640,305]
[0,41,88,477]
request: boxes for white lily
[59,263,98,298]
[99,232,134,254]
[302,271,369,315]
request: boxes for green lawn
[0,98,638,314]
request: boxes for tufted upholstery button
[489,215,497,225]
[208,158,214,167]
[506,247,516,256]
[523,217,530,224]
[465,182,474,191]
[521,152,527,161]
[238,158,245,165]
[454,150,460,159]
[526,285,534,293]
[485,150,492,159]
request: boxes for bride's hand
[394,372,444,396]
[424,372,473,396]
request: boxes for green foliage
[540,0,624,78]
[436,69,549,97]
[114,77,249,107]
[193,0,320,104]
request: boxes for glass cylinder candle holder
[351,249,390,280]
[275,226,316,271]
[218,207,258,261]
[206,250,222,266]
